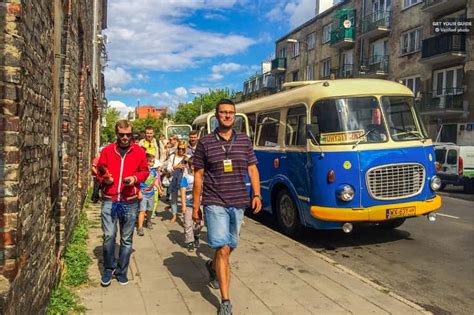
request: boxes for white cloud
[209,73,224,81]
[264,0,316,28]
[105,1,256,72]
[108,100,135,118]
[109,87,149,97]
[174,87,188,97]
[211,62,243,73]
[104,67,132,88]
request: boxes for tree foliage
[174,89,235,125]
[101,107,120,144]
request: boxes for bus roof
[193,79,413,125]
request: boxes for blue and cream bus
[192,79,442,236]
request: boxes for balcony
[359,55,389,76]
[419,88,466,117]
[422,0,467,16]
[271,58,287,73]
[330,27,355,49]
[243,73,276,96]
[361,11,391,39]
[421,33,466,65]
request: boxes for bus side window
[256,112,280,147]
[286,106,307,146]
[247,113,256,143]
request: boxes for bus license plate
[386,206,416,219]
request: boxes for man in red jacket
[96,119,149,286]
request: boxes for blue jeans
[101,200,139,277]
[204,205,244,249]
[170,190,178,215]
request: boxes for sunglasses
[178,147,186,151]
[217,111,235,116]
[118,133,132,138]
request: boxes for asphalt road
[251,192,474,315]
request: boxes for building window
[292,42,300,57]
[401,28,422,54]
[306,32,316,50]
[256,112,280,147]
[433,66,464,96]
[292,70,299,82]
[403,0,422,9]
[321,59,331,78]
[401,75,421,97]
[279,48,286,58]
[322,24,332,44]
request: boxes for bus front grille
[366,163,425,200]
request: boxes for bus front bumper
[310,195,442,222]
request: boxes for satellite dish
[343,20,352,29]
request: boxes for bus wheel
[276,189,302,237]
[378,218,406,230]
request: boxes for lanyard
[214,130,236,159]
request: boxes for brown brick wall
[0,0,103,313]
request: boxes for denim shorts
[139,194,154,212]
[204,205,244,249]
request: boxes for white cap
[153,159,162,168]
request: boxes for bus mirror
[307,125,319,140]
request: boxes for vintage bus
[192,79,442,236]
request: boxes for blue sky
[104,0,325,117]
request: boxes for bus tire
[378,218,406,229]
[275,189,302,237]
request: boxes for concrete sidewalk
[78,203,429,314]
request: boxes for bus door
[278,106,312,223]
[165,124,192,141]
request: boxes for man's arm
[192,168,204,222]
[248,164,262,213]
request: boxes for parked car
[434,143,474,193]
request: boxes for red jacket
[97,142,149,202]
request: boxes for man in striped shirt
[193,98,262,315]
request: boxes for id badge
[223,159,233,173]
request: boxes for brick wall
[0,1,103,313]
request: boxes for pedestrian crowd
[92,99,261,315]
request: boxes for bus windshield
[311,97,388,145]
[381,96,428,141]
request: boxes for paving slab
[78,202,430,314]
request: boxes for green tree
[101,107,120,144]
[133,115,165,135]
[174,89,235,125]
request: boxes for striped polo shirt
[193,130,258,209]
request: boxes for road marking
[437,213,460,219]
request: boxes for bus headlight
[430,176,442,191]
[336,185,355,202]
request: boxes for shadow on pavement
[249,210,412,250]
[163,251,220,309]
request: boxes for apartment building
[242,0,472,140]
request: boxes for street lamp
[191,91,204,115]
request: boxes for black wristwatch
[252,194,262,200]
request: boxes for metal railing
[330,26,355,44]
[360,55,389,74]
[419,88,464,111]
[361,11,391,34]
[339,64,354,78]
[421,33,466,59]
